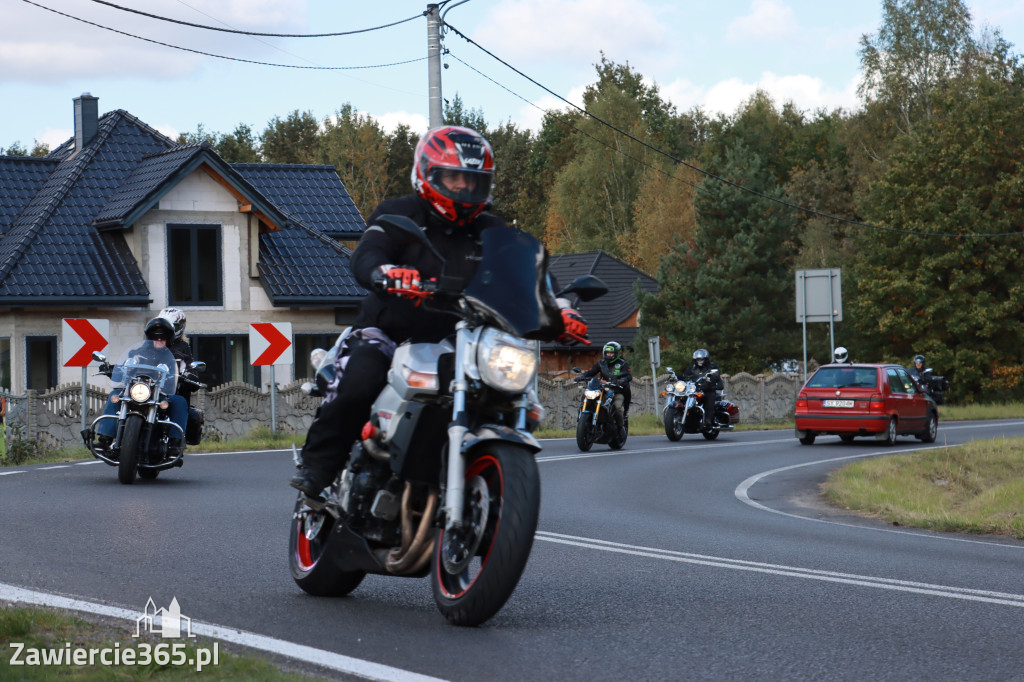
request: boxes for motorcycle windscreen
[461,226,563,340]
[111,340,178,395]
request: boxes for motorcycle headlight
[674,381,686,393]
[477,328,537,393]
[686,382,696,393]
[584,389,602,399]
[129,382,152,402]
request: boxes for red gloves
[558,307,590,345]
[375,266,431,302]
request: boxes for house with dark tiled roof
[543,251,658,375]
[0,94,366,393]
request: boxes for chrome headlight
[584,389,601,399]
[129,382,152,402]
[674,381,686,393]
[477,328,537,393]
[685,381,696,394]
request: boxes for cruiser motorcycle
[288,215,606,626]
[573,371,628,451]
[83,342,206,484]
[662,367,738,441]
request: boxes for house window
[190,335,258,390]
[25,336,57,390]
[294,333,342,380]
[0,337,10,390]
[168,224,222,305]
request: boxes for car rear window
[806,367,878,389]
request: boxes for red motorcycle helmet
[411,126,494,225]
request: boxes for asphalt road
[2,420,1023,681]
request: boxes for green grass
[822,436,1024,539]
[0,604,325,680]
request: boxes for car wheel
[839,434,855,443]
[798,432,815,446]
[918,412,938,443]
[877,417,897,445]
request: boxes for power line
[87,0,423,37]
[443,20,1024,240]
[21,0,427,71]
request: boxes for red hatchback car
[794,363,938,445]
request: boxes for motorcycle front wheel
[288,493,366,596]
[664,408,683,441]
[432,443,540,626]
[575,414,595,451]
[117,414,143,485]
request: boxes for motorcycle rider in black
[290,126,586,495]
[579,341,632,433]
[907,354,926,382]
[681,348,722,427]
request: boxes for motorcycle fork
[443,322,475,534]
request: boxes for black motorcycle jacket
[352,195,511,344]
[167,337,196,398]
[582,357,632,386]
[682,360,723,390]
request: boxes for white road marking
[0,582,447,682]
[0,470,26,476]
[535,531,1024,607]
[38,465,71,470]
[75,461,102,465]
[734,445,1024,549]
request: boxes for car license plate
[823,399,855,408]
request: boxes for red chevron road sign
[250,322,293,366]
[62,318,110,367]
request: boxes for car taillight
[869,394,884,412]
[796,394,807,409]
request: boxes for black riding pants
[300,343,391,476]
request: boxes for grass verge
[0,603,325,680]
[821,436,1024,539]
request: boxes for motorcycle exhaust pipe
[385,483,438,575]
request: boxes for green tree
[217,123,260,163]
[260,110,321,164]
[383,124,418,201]
[850,54,1024,400]
[320,104,389,219]
[2,140,49,157]
[639,142,800,373]
[858,0,975,133]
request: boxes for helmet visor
[427,168,492,206]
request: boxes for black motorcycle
[662,367,738,441]
[912,367,949,405]
[288,215,606,626]
[84,342,206,484]
[573,371,628,451]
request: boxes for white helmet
[158,307,186,340]
[833,346,849,363]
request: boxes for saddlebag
[185,407,204,445]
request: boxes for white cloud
[514,85,587,133]
[39,128,73,151]
[473,0,669,64]
[372,111,429,135]
[662,72,860,117]
[726,0,798,44]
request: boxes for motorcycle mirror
[374,214,446,265]
[92,351,107,364]
[300,381,316,396]
[190,361,207,374]
[571,367,582,373]
[556,275,608,302]
[708,368,720,376]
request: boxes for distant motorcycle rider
[907,354,926,382]
[579,341,632,433]
[158,307,198,403]
[290,125,587,496]
[681,348,722,427]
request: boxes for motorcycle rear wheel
[288,493,366,596]
[701,424,719,441]
[117,415,143,485]
[432,444,540,626]
[575,414,594,451]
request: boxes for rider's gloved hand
[558,307,589,344]
[372,265,430,302]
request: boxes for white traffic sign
[250,322,293,366]
[61,318,109,367]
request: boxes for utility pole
[426,3,443,128]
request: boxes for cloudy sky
[3,0,1024,151]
